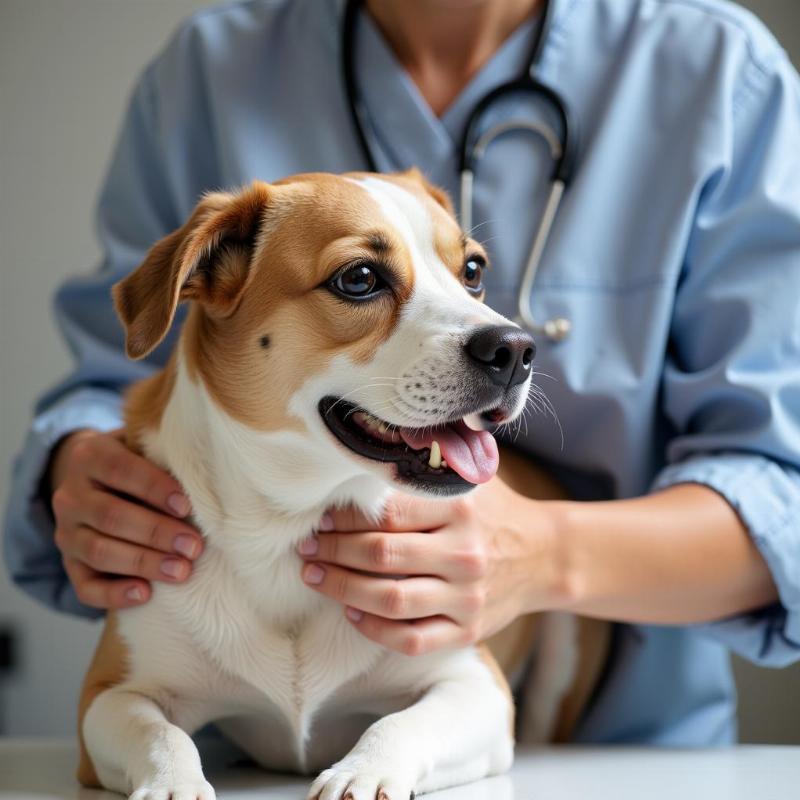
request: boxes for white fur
[82,177,571,800]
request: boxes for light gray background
[0,0,798,741]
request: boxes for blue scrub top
[4,0,800,745]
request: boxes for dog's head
[114,171,535,499]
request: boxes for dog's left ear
[399,167,457,218]
[113,181,271,360]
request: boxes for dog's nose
[465,325,536,388]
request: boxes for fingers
[63,556,152,610]
[79,488,201,558]
[299,527,488,583]
[53,483,202,560]
[61,525,192,582]
[50,430,204,606]
[301,562,474,622]
[72,433,191,517]
[325,494,466,533]
[343,611,471,656]
[299,531,435,575]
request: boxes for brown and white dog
[78,170,608,800]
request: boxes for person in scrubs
[4,0,800,745]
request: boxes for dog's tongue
[399,420,499,484]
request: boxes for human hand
[298,478,565,655]
[49,429,203,609]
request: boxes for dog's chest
[125,548,384,747]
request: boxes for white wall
[0,0,798,741]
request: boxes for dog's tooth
[378,422,388,434]
[441,458,447,469]
[429,441,442,469]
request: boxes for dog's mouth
[319,397,499,494]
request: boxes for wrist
[46,429,92,497]
[534,499,586,613]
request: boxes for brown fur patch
[496,446,568,501]
[485,614,542,680]
[124,352,177,447]
[396,167,456,217]
[77,612,129,787]
[181,176,414,430]
[478,643,515,739]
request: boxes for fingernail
[161,558,186,579]
[126,586,144,602]
[297,536,319,556]
[174,534,199,559]
[167,492,191,517]
[346,607,363,623]
[303,564,325,585]
[319,512,334,531]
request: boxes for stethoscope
[341,0,578,342]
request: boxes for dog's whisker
[326,383,402,415]
[464,218,498,238]
[527,382,564,450]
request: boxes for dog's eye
[330,263,387,300]
[464,256,485,294]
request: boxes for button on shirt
[4,0,800,745]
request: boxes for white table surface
[0,738,797,800]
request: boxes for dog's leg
[308,649,513,800]
[517,611,579,743]
[83,686,215,800]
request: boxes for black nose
[465,325,536,388]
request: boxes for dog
[77,170,608,800]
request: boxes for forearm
[544,484,779,625]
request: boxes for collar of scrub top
[341,0,579,342]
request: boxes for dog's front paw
[308,763,414,800]
[129,778,216,800]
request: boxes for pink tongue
[399,421,499,484]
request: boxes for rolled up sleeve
[652,50,800,665]
[653,454,800,666]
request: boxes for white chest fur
[118,356,400,765]
[118,545,387,762]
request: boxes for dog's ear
[398,167,457,218]
[113,181,271,360]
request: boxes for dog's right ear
[398,167,457,218]
[113,181,271,360]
